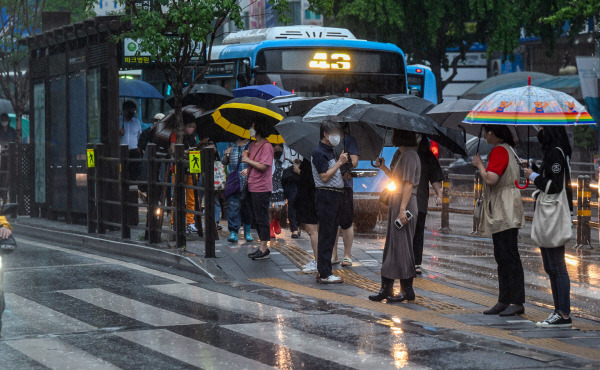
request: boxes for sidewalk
[12,213,600,364]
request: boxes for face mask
[249,128,257,137]
[328,134,341,147]
[185,127,195,135]
[274,151,283,160]
[0,121,8,127]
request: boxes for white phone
[394,210,414,230]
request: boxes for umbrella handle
[515,179,529,190]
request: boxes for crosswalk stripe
[7,338,121,370]
[22,238,196,284]
[116,329,275,370]
[148,283,303,319]
[59,288,203,326]
[223,322,425,370]
[5,293,96,334]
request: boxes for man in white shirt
[119,100,142,180]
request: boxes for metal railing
[86,143,217,256]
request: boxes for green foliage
[573,125,597,150]
[44,0,96,22]
[543,0,600,25]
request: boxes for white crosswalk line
[148,283,303,319]
[223,322,428,370]
[7,338,121,370]
[59,288,203,326]
[21,238,196,284]
[116,329,275,370]
[5,293,96,334]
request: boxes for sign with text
[121,38,205,67]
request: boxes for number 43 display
[309,52,351,70]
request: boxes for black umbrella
[426,99,480,134]
[338,104,439,136]
[195,109,243,143]
[270,96,337,117]
[275,116,319,159]
[378,94,435,115]
[212,97,286,144]
[428,126,467,157]
[166,84,233,110]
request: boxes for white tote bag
[531,149,572,248]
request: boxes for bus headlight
[386,181,397,191]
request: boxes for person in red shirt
[472,124,526,317]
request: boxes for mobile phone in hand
[394,210,414,230]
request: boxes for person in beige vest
[472,125,526,317]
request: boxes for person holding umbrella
[524,126,573,327]
[370,129,420,302]
[471,125,525,317]
[243,120,275,260]
[120,100,143,181]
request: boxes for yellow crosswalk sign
[87,149,95,168]
[189,151,201,173]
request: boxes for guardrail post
[576,175,592,249]
[94,143,105,234]
[119,145,131,239]
[439,170,451,233]
[86,143,96,234]
[202,147,216,258]
[8,142,17,205]
[146,144,160,244]
[174,144,186,248]
[471,171,482,235]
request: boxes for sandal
[341,257,353,267]
[331,258,340,265]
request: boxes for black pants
[412,212,427,265]
[283,181,298,232]
[315,189,343,278]
[540,246,571,315]
[128,149,142,181]
[491,228,525,305]
[251,192,271,242]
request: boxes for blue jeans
[283,181,298,232]
[540,246,571,315]
[227,192,253,232]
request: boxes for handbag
[531,148,572,248]
[224,145,246,197]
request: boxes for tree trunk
[430,58,444,104]
[173,77,185,144]
[15,112,22,144]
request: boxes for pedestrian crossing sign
[87,149,95,168]
[189,151,201,173]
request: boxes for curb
[13,222,229,283]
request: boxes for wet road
[1,234,599,368]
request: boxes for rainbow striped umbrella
[463,85,595,127]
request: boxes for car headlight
[386,181,397,191]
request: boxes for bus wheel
[354,212,378,233]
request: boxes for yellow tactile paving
[252,278,600,361]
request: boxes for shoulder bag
[531,148,572,248]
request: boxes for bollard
[471,171,482,235]
[576,175,592,249]
[86,143,96,234]
[146,144,160,244]
[439,170,451,233]
[94,143,105,234]
[174,144,186,249]
[202,147,216,258]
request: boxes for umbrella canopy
[270,95,335,117]
[427,99,479,132]
[379,94,435,115]
[212,97,286,144]
[233,84,292,100]
[463,85,595,126]
[166,84,233,109]
[195,109,248,143]
[338,104,439,136]
[275,116,319,159]
[303,97,369,123]
[119,78,164,99]
[427,126,467,157]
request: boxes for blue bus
[407,64,438,104]
[206,26,409,231]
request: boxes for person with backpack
[524,126,574,327]
[223,138,254,243]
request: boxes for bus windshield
[255,48,405,101]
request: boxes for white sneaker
[317,274,343,284]
[301,260,317,274]
[186,224,198,233]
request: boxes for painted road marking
[60,288,202,327]
[253,278,600,361]
[149,283,302,319]
[223,322,422,369]
[21,238,196,284]
[7,337,121,370]
[116,329,274,370]
[5,293,96,334]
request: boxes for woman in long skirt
[369,129,421,302]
